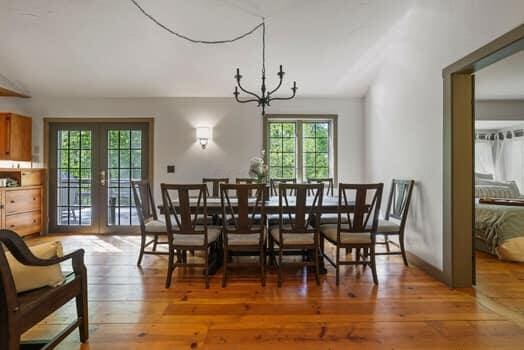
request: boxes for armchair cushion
[6,241,65,293]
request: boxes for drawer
[5,211,41,236]
[5,188,41,215]
[21,170,43,186]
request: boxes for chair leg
[314,247,320,285]
[152,234,159,252]
[75,288,89,343]
[384,234,390,252]
[356,248,360,263]
[137,232,146,266]
[260,244,266,287]
[165,249,175,288]
[277,245,283,288]
[399,232,409,266]
[335,246,340,286]
[204,248,210,289]
[370,246,378,284]
[222,246,228,288]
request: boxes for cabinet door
[0,114,9,159]
[9,114,32,161]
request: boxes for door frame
[442,24,524,287]
[43,117,155,234]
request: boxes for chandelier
[130,1,297,115]
[233,20,297,115]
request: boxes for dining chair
[320,183,383,285]
[307,177,334,197]
[375,179,415,266]
[161,184,221,288]
[132,180,169,266]
[270,178,296,196]
[269,183,324,287]
[203,177,229,198]
[236,177,257,197]
[220,183,267,287]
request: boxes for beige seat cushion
[144,218,167,233]
[226,232,264,246]
[319,213,350,225]
[6,241,65,293]
[173,226,221,246]
[377,219,400,233]
[320,224,372,244]
[270,225,314,245]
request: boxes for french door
[48,121,150,234]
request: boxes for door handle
[100,170,107,186]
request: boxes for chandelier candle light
[130,1,297,115]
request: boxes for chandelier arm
[268,76,284,97]
[234,95,260,104]
[268,88,297,102]
[236,81,262,100]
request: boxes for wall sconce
[196,126,211,149]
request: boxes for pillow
[6,241,65,293]
[475,172,494,180]
[475,179,521,196]
[474,185,517,199]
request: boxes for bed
[474,177,524,262]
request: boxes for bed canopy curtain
[475,128,524,193]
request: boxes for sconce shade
[196,126,211,149]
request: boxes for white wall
[476,99,524,120]
[364,1,524,269]
[20,97,363,199]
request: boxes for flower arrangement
[249,150,269,183]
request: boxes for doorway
[47,120,151,234]
[443,24,524,287]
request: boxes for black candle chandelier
[130,1,298,115]
[233,20,297,115]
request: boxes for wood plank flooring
[20,235,524,349]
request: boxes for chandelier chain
[130,0,264,45]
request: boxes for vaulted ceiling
[0,0,413,98]
[476,50,524,100]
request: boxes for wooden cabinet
[0,113,32,161]
[0,169,44,237]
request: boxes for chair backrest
[202,178,229,197]
[278,183,323,234]
[270,178,297,196]
[0,231,18,330]
[235,178,257,197]
[385,179,415,227]
[337,183,383,238]
[220,183,265,235]
[131,180,157,229]
[160,184,209,243]
[307,177,334,196]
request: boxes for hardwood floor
[21,235,524,349]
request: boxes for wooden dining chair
[307,178,334,196]
[202,177,229,198]
[220,183,267,287]
[0,230,88,350]
[269,183,324,287]
[132,180,169,266]
[161,184,221,288]
[375,179,415,266]
[236,178,257,197]
[270,178,296,196]
[320,183,383,285]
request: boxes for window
[264,115,337,183]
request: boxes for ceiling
[0,0,413,98]
[475,50,524,100]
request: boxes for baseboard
[406,250,448,283]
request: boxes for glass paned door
[49,122,149,234]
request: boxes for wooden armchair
[0,230,88,350]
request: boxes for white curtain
[498,137,524,192]
[475,140,495,176]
